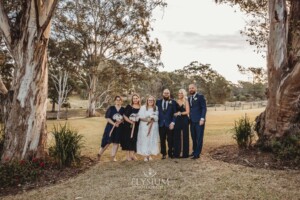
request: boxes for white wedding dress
[136,105,160,156]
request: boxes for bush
[0,158,45,187]
[271,134,300,165]
[49,124,84,168]
[233,114,255,149]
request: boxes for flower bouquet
[129,113,139,138]
[109,113,123,137]
[147,113,157,136]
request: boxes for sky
[151,0,266,83]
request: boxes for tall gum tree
[256,0,300,146]
[0,0,58,162]
[53,0,165,117]
[217,0,300,146]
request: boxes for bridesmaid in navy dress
[121,94,141,161]
[97,96,125,162]
[173,89,190,158]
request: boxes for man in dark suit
[188,84,207,159]
[156,89,177,159]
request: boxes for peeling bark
[256,0,300,147]
[0,0,58,162]
[0,77,8,94]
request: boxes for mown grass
[3,108,300,200]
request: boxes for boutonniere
[194,97,198,101]
[168,100,172,104]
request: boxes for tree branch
[40,0,59,33]
[0,2,11,45]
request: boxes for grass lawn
[3,108,300,200]
[46,108,262,160]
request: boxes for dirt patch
[210,145,299,170]
[0,156,97,197]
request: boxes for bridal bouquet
[109,113,123,137]
[147,113,157,136]
[129,113,139,138]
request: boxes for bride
[136,95,160,161]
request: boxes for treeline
[0,0,267,119]
[1,36,267,113]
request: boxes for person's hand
[115,121,121,127]
[174,112,181,117]
[169,123,174,130]
[199,119,205,126]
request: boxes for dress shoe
[162,155,166,160]
[189,153,194,157]
[191,156,199,160]
[181,155,189,158]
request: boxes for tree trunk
[57,100,61,120]
[87,73,98,117]
[2,45,49,161]
[51,100,56,112]
[0,0,58,161]
[255,0,300,147]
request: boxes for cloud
[161,31,249,50]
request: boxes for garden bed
[210,145,299,170]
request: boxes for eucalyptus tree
[217,0,300,147]
[53,0,165,116]
[175,61,231,104]
[0,1,59,161]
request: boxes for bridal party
[97,83,207,162]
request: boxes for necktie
[163,100,167,110]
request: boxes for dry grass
[3,108,300,200]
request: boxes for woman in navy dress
[173,89,190,158]
[121,94,141,161]
[97,96,125,162]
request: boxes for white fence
[207,101,267,111]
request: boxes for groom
[156,89,177,159]
[188,84,207,159]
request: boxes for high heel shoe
[126,157,132,161]
[97,153,101,161]
[131,156,138,161]
[111,156,117,162]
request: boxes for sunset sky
[151,0,266,83]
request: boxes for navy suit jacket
[156,99,177,127]
[188,93,207,123]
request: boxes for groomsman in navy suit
[188,84,207,159]
[156,89,177,159]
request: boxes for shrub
[0,158,45,187]
[233,114,255,149]
[271,134,300,165]
[49,124,84,168]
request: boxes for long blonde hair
[146,95,157,111]
[178,89,187,105]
